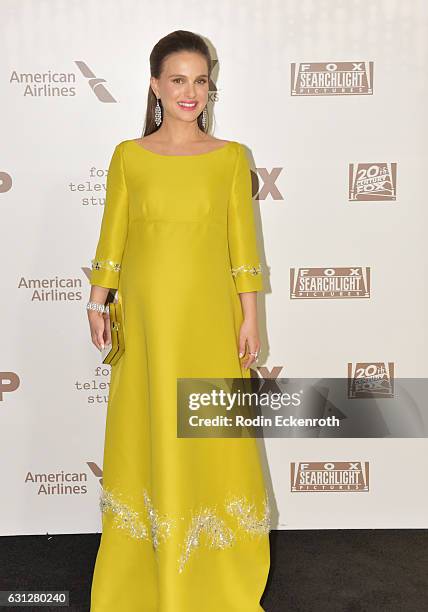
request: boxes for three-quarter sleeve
[227,143,263,293]
[89,142,129,289]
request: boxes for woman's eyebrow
[168,73,208,78]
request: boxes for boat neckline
[127,138,234,158]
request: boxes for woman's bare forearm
[89,285,110,304]
[238,291,258,321]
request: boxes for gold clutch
[101,300,125,366]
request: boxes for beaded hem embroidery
[91,258,121,272]
[231,263,262,277]
[99,485,271,573]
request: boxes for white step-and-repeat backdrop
[1,0,427,535]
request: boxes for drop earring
[154,97,162,127]
[201,105,208,130]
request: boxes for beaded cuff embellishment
[91,259,121,272]
[231,263,262,277]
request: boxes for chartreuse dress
[89,138,271,612]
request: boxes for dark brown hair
[142,30,212,137]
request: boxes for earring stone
[201,106,208,130]
[154,98,162,127]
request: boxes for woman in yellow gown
[87,30,271,611]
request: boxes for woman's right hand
[88,310,109,351]
[87,285,111,351]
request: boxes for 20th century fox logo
[349,163,397,201]
[347,362,395,399]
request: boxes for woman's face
[151,51,209,124]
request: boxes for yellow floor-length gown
[89,138,271,611]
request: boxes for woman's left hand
[238,318,260,369]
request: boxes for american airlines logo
[87,461,104,486]
[9,61,116,101]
